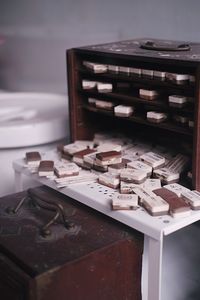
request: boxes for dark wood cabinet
[67,38,200,190]
[0,186,143,300]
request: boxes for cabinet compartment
[67,39,200,190]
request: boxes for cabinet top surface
[74,38,200,63]
[0,186,140,276]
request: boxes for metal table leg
[142,234,163,300]
[14,169,23,192]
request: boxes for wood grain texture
[0,186,143,300]
[67,38,198,189]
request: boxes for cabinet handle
[6,188,74,238]
[140,41,191,52]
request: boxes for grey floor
[161,222,200,300]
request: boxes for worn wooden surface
[67,38,199,190]
[0,186,143,300]
[78,38,200,64]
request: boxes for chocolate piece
[108,162,126,170]
[154,154,189,184]
[83,61,107,73]
[57,144,64,153]
[95,156,122,166]
[166,73,189,85]
[95,100,114,110]
[166,154,189,173]
[54,162,80,178]
[73,148,96,167]
[147,111,167,123]
[169,95,187,108]
[122,158,132,166]
[122,153,139,163]
[63,143,88,156]
[129,68,142,77]
[140,152,165,169]
[181,190,200,210]
[120,169,147,184]
[55,171,98,187]
[82,80,97,90]
[154,188,191,217]
[163,183,190,197]
[74,140,94,149]
[108,65,119,73]
[97,82,112,93]
[153,71,166,80]
[127,160,152,176]
[141,69,154,78]
[105,137,125,146]
[88,98,96,106]
[124,142,152,156]
[108,163,126,176]
[120,181,142,194]
[139,89,159,100]
[114,105,134,117]
[142,179,161,191]
[112,194,138,210]
[153,168,179,184]
[93,161,108,172]
[97,143,122,152]
[119,66,130,75]
[188,120,194,128]
[26,151,41,165]
[38,160,54,177]
[96,151,121,161]
[84,152,97,167]
[98,172,120,189]
[173,114,189,125]
[38,160,54,170]
[132,187,169,216]
[189,75,195,83]
[61,151,72,161]
[187,170,192,180]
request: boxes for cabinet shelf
[80,89,166,108]
[79,68,195,93]
[80,89,194,114]
[83,104,193,136]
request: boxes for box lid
[0,186,142,276]
[76,38,200,64]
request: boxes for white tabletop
[13,150,200,241]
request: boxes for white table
[13,154,200,300]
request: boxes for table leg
[14,169,23,192]
[142,234,163,300]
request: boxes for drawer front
[0,253,31,300]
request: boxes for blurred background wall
[1,1,200,299]
[0,0,200,93]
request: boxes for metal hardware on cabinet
[5,188,74,238]
[6,196,27,215]
[140,41,191,52]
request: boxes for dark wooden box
[67,38,200,190]
[0,186,143,300]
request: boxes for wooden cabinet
[67,38,200,190]
[0,186,143,300]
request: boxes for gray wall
[0,0,200,92]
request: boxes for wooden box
[0,186,143,300]
[67,38,200,190]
